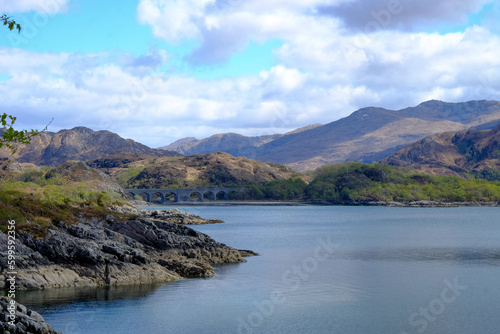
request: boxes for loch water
[17,206,500,334]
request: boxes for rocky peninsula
[1,206,254,290]
[0,206,256,332]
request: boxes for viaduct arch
[126,187,240,204]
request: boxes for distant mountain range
[161,100,500,171]
[2,100,500,173]
[0,126,178,166]
[159,124,322,157]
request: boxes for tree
[0,14,41,154]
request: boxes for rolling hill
[87,152,302,189]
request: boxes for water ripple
[331,247,500,265]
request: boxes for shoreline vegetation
[229,163,500,204]
[129,162,500,207]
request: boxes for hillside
[304,162,500,204]
[88,152,302,189]
[0,126,179,166]
[383,125,500,179]
[255,100,500,171]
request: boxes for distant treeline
[232,163,500,203]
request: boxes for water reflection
[16,283,164,309]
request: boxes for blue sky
[1,0,500,147]
[0,0,279,78]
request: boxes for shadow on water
[14,283,165,309]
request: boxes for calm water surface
[17,206,500,334]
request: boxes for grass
[0,170,132,238]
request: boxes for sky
[1,0,500,148]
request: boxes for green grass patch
[0,177,128,238]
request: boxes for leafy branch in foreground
[0,14,32,153]
[0,114,53,154]
[1,14,21,33]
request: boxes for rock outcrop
[134,207,224,225]
[0,208,255,291]
[110,205,224,225]
[0,297,61,334]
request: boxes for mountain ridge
[255,100,500,170]
[160,100,500,171]
[159,124,323,157]
[3,100,500,172]
[0,126,179,166]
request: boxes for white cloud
[137,0,214,43]
[138,0,342,65]
[2,1,500,148]
[4,23,500,148]
[0,0,69,14]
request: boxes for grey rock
[0,298,61,334]
[0,208,255,291]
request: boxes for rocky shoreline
[0,297,61,334]
[1,206,255,290]
[127,207,224,224]
[0,206,256,333]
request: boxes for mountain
[158,100,500,171]
[0,126,178,166]
[255,100,500,171]
[88,152,302,189]
[5,100,500,173]
[382,125,500,178]
[160,133,282,157]
[159,124,323,158]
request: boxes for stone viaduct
[126,187,241,204]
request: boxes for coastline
[0,205,256,292]
[1,205,257,333]
[139,200,500,207]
